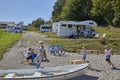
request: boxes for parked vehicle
[6,26,22,33]
[52,20,98,38]
[40,25,51,32]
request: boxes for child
[30,48,37,62]
[25,48,37,62]
[25,48,32,61]
[104,45,115,69]
[34,41,49,69]
[79,46,88,63]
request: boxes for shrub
[100,38,107,45]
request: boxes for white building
[0,22,15,28]
[52,20,98,38]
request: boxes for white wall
[57,23,76,36]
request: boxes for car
[6,26,22,33]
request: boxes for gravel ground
[0,32,120,80]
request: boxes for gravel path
[0,32,120,80]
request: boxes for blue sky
[0,0,56,25]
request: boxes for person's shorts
[106,55,111,58]
[82,57,86,60]
[26,56,32,60]
[106,55,111,62]
[106,58,111,62]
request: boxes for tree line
[28,0,120,28]
[52,0,120,27]
[28,18,51,29]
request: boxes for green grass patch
[93,26,120,38]
[0,29,22,60]
[45,27,120,54]
[48,39,120,54]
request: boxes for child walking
[104,45,115,69]
[79,46,88,63]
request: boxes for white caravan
[40,25,51,32]
[53,20,98,38]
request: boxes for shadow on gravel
[49,54,70,57]
[88,66,102,72]
[58,54,70,57]
[68,75,99,80]
[112,67,120,71]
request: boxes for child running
[104,45,115,69]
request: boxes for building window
[0,24,7,26]
[89,22,94,25]
[62,24,66,27]
[68,24,72,28]
[82,26,86,31]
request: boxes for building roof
[0,21,15,27]
[58,20,98,27]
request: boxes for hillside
[41,27,120,54]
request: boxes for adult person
[104,45,115,69]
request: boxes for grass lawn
[0,29,22,60]
[40,26,120,54]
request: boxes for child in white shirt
[104,45,115,68]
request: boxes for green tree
[31,18,45,28]
[113,0,120,26]
[91,0,115,25]
[61,0,92,21]
[52,0,65,22]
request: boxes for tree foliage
[91,0,114,25]
[28,18,52,30]
[28,18,45,28]
[112,0,120,26]
[52,0,120,27]
[52,0,65,22]
[29,18,45,28]
[61,0,92,21]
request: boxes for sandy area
[0,32,120,80]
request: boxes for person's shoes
[42,59,50,62]
[110,66,115,69]
[46,59,50,62]
[36,63,41,69]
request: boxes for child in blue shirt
[79,46,88,63]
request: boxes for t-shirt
[34,46,45,62]
[80,50,88,58]
[104,49,111,56]
[39,46,45,53]
[25,50,31,58]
